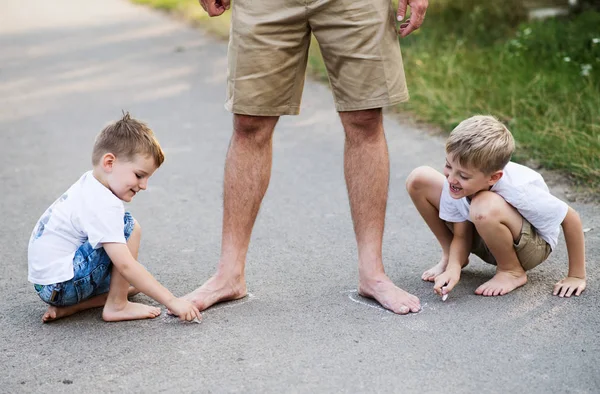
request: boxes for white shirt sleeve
[80,202,126,249]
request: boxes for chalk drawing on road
[342,289,430,316]
[160,293,256,324]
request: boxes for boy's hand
[553,277,586,298]
[433,267,461,296]
[168,298,202,322]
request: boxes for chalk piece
[442,294,448,302]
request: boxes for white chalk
[442,294,448,301]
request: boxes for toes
[396,305,410,315]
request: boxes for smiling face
[94,153,158,202]
[443,154,502,199]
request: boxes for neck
[92,167,110,189]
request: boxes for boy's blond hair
[446,115,515,174]
[92,112,165,167]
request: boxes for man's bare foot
[359,274,421,314]
[475,270,527,296]
[422,258,469,282]
[102,301,161,322]
[42,305,80,323]
[183,274,247,311]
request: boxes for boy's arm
[103,243,200,320]
[554,207,586,297]
[434,221,472,296]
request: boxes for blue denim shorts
[34,212,135,307]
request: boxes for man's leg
[339,108,420,314]
[405,166,468,281]
[469,192,527,296]
[185,115,279,311]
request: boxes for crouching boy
[406,115,586,299]
[28,113,201,323]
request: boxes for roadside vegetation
[132,0,600,190]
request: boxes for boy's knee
[406,166,438,194]
[132,219,141,236]
[469,192,504,225]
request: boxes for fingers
[398,0,428,38]
[397,0,408,21]
[554,280,586,298]
[552,281,562,296]
[200,0,228,17]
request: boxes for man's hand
[396,0,428,38]
[199,0,230,17]
[433,266,460,297]
[553,276,586,298]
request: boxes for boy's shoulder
[65,171,123,212]
[493,161,548,195]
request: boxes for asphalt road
[1,0,599,392]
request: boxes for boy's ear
[101,153,116,172]
[488,170,503,185]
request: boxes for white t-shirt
[28,171,127,285]
[439,162,569,250]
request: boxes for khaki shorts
[226,0,409,116]
[447,219,552,271]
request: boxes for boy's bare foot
[422,258,448,282]
[42,305,80,323]
[102,301,161,322]
[475,270,527,296]
[422,258,469,282]
[182,274,247,311]
[359,274,421,314]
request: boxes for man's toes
[396,305,410,315]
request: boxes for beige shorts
[225,0,409,116]
[448,219,552,271]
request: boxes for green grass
[132,0,600,189]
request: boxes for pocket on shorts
[73,263,110,303]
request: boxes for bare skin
[470,191,527,296]
[183,115,275,310]
[407,166,527,296]
[43,222,161,323]
[185,110,421,315]
[341,109,420,314]
[406,167,459,282]
[42,284,142,323]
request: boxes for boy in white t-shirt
[405,115,587,299]
[28,113,201,323]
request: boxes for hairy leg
[406,166,468,281]
[184,115,279,311]
[340,108,420,314]
[102,221,161,321]
[470,192,527,296]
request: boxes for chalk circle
[161,293,256,324]
[343,289,426,316]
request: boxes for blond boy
[406,115,586,298]
[28,113,201,323]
